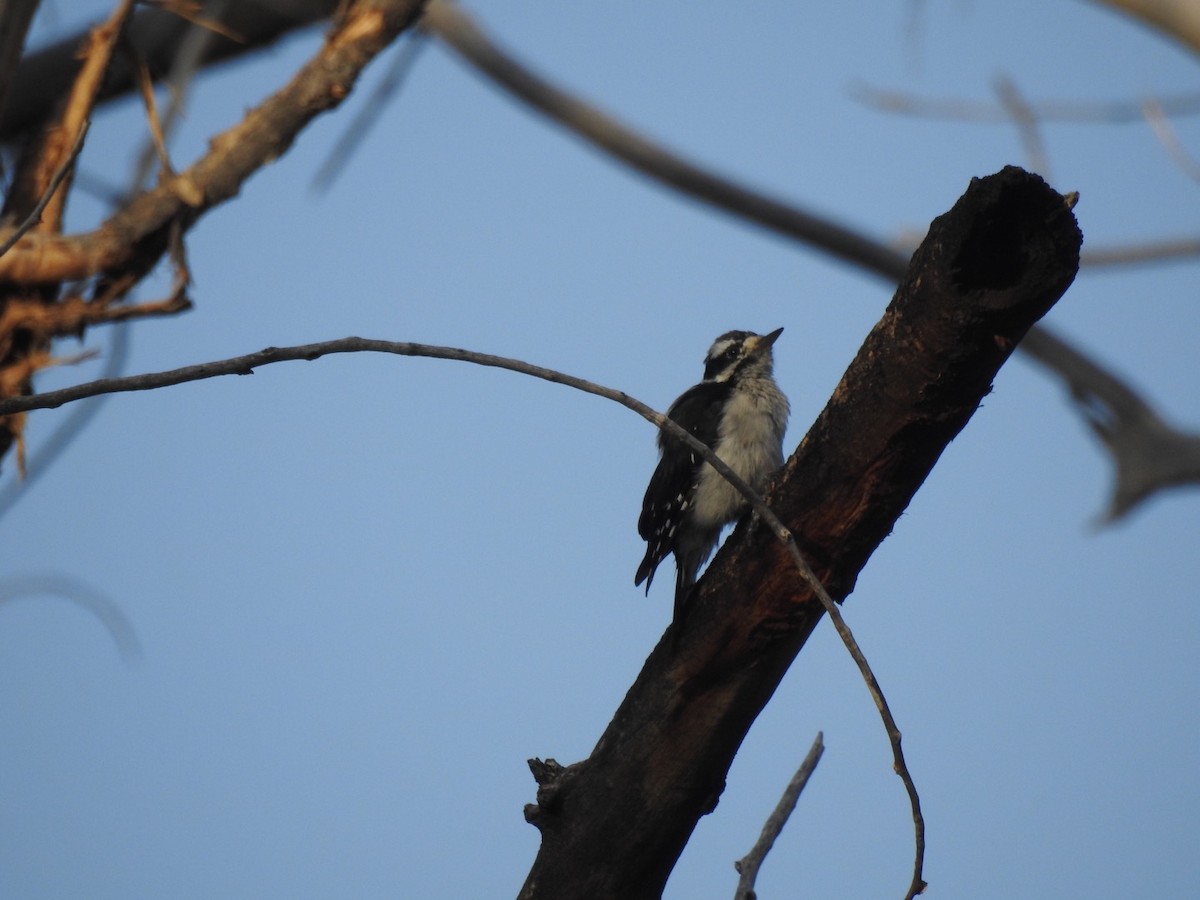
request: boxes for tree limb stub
[517,166,1081,900]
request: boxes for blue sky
[1,2,1197,898]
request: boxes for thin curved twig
[0,572,142,662]
[0,335,927,897]
[734,732,825,900]
[0,122,90,260]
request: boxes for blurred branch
[994,74,1050,179]
[420,0,906,279]
[52,0,134,231]
[734,732,825,900]
[312,30,429,192]
[1081,236,1200,267]
[1021,327,1200,522]
[127,0,234,194]
[0,319,131,518]
[0,572,142,662]
[851,82,1200,123]
[857,80,1200,263]
[0,0,41,128]
[1142,97,1200,183]
[0,122,89,259]
[0,0,426,286]
[1,0,341,141]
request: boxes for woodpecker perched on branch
[635,328,790,623]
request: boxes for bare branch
[851,82,1200,124]
[126,0,235,195]
[47,0,136,233]
[421,0,906,279]
[0,572,142,662]
[994,74,1051,179]
[312,30,429,192]
[734,732,825,900]
[0,322,132,518]
[1142,97,1200,183]
[0,123,89,260]
[1,1,341,141]
[132,51,175,178]
[1081,236,1200,267]
[1020,326,1200,522]
[0,1,41,130]
[140,0,245,43]
[0,0,427,285]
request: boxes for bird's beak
[752,327,784,353]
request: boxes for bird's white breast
[690,379,788,529]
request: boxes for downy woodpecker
[635,328,789,622]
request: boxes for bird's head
[702,327,783,383]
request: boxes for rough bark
[518,166,1082,900]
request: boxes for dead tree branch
[513,169,1078,900]
[0,0,426,465]
[1142,98,1200,183]
[1021,326,1200,521]
[422,0,1194,529]
[0,123,89,260]
[420,0,904,278]
[0,1,40,129]
[0,0,426,286]
[734,732,825,900]
[0,326,928,891]
[850,83,1200,124]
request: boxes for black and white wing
[634,380,730,590]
